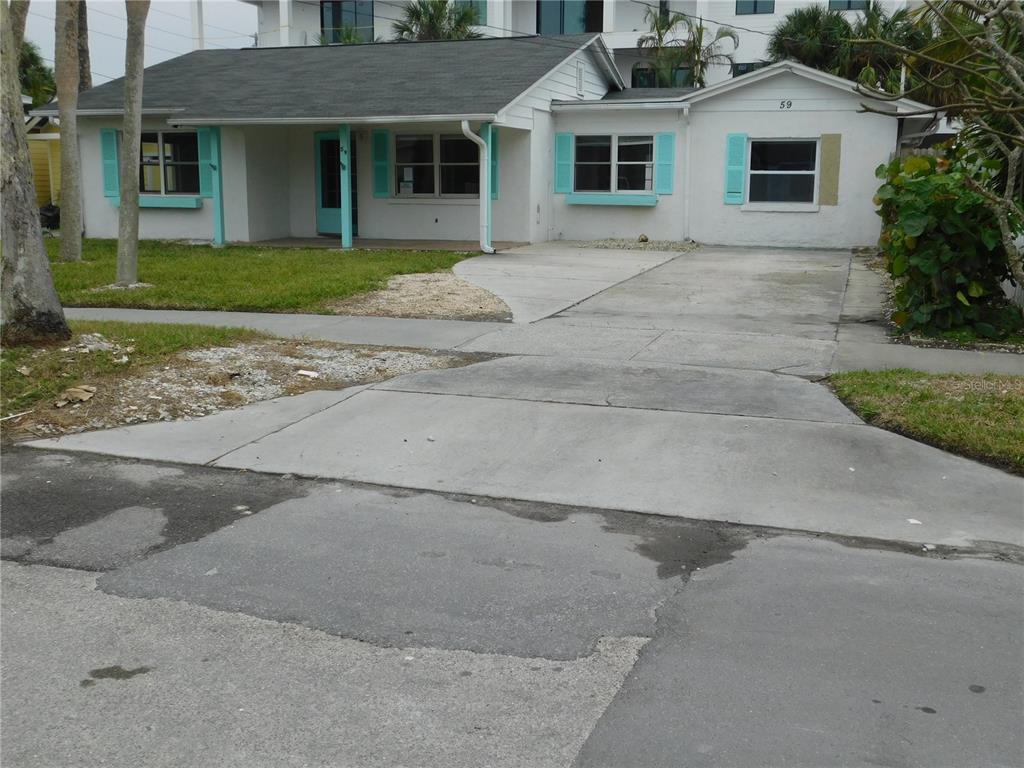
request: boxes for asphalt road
[2,447,1021,768]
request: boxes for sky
[24,0,259,85]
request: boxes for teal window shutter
[654,133,675,195]
[372,129,390,198]
[489,126,498,200]
[197,127,214,198]
[100,128,119,199]
[724,133,747,204]
[554,133,573,194]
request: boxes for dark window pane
[736,0,773,12]
[396,135,433,164]
[617,163,652,191]
[440,136,478,164]
[140,164,162,193]
[618,136,653,163]
[396,164,434,194]
[632,65,656,88]
[537,0,562,33]
[441,165,479,195]
[733,61,766,77]
[322,1,374,43]
[162,133,198,163]
[749,174,815,203]
[575,135,611,162]
[750,141,816,171]
[537,0,601,33]
[164,163,200,194]
[575,163,611,192]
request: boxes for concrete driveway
[454,243,678,323]
[461,245,850,377]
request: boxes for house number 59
[779,100,793,109]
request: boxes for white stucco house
[39,33,932,251]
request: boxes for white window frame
[745,137,820,206]
[139,130,200,196]
[393,133,479,200]
[573,134,655,195]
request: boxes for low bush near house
[874,151,1023,339]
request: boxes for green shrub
[874,151,1023,339]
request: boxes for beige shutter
[819,134,841,206]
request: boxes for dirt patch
[329,272,511,321]
[6,340,484,440]
[567,239,701,252]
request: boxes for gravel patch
[13,341,482,438]
[567,239,701,252]
[329,272,511,321]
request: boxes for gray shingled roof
[53,35,610,121]
[601,87,695,101]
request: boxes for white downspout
[682,104,691,242]
[461,120,495,254]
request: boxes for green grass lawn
[1,320,267,416]
[831,369,1024,474]
[48,239,471,313]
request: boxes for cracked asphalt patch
[96,482,751,660]
[0,447,317,570]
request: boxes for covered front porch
[205,119,530,252]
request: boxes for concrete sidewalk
[65,307,501,350]
[29,358,1024,550]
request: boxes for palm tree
[116,0,150,286]
[55,0,82,263]
[637,8,737,88]
[847,1,931,92]
[392,0,481,42]
[678,16,738,88]
[636,6,687,87]
[767,6,853,74]
[1,0,71,344]
[18,40,55,107]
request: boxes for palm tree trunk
[1,0,71,344]
[55,0,82,263]
[78,0,92,92]
[116,0,149,286]
[9,0,28,49]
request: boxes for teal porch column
[339,124,353,249]
[209,127,225,246]
[480,122,494,251]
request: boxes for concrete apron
[28,356,1024,551]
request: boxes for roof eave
[171,113,499,126]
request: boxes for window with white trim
[748,140,817,203]
[395,134,479,197]
[139,131,199,195]
[574,135,654,193]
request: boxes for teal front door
[315,132,357,236]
